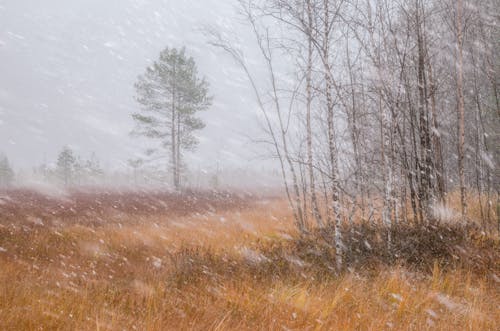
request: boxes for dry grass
[0,190,499,330]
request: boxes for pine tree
[133,47,212,190]
[85,152,103,184]
[56,146,76,186]
[0,154,14,187]
[128,158,144,186]
[74,156,85,185]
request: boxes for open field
[0,189,499,330]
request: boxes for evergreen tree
[85,152,103,184]
[128,158,144,186]
[74,156,85,185]
[56,146,76,186]
[0,154,14,187]
[133,47,212,190]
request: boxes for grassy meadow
[0,189,498,330]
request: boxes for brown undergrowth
[0,189,498,330]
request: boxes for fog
[0,1,498,329]
[0,0,270,174]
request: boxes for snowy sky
[0,0,270,171]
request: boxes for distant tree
[56,146,76,186]
[0,154,14,187]
[133,47,212,190]
[74,156,85,185]
[128,158,144,186]
[85,152,103,184]
[210,162,221,190]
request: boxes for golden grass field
[0,190,499,330]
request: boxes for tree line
[35,147,104,186]
[209,0,498,269]
[0,147,104,187]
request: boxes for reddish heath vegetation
[0,189,498,330]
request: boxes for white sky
[0,0,271,171]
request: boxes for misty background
[0,0,274,176]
